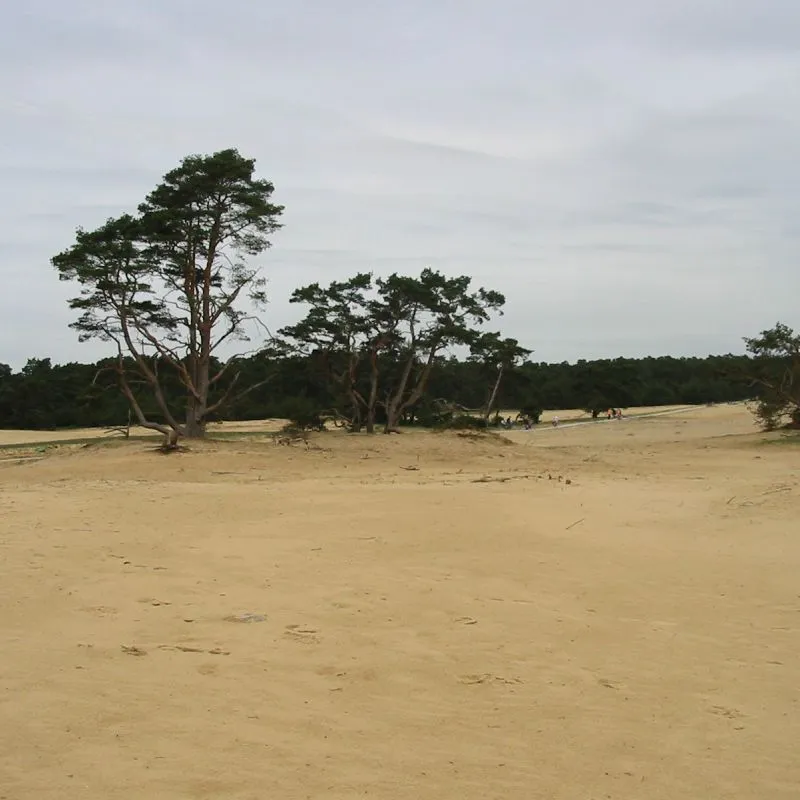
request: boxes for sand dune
[1,404,798,798]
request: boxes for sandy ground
[0,404,798,799]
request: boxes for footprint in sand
[459,673,522,686]
[709,705,744,720]
[82,605,118,616]
[120,645,147,657]
[284,624,320,644]
[138,597,171,607]
[223,612,267,623]
[157,644,230,656]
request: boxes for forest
[0,350,758,432]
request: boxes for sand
[0,404,797,799]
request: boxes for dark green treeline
[0,352,755,431]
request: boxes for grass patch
[761,432,800,446]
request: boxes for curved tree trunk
[483,365,504,420]
[365,350,379,433]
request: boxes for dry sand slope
[0,405,798,799]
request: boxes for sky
[2,0,799,369]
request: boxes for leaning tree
[468,331,531,420]
[52,149,283,441]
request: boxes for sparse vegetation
[439,414,490,431]
[0,147,768,437]
[743,322,800,430]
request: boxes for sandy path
[0,405,797,798]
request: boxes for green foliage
[280,269,509,434]
[369,269,506,431]
[743,322,800,430]
[0,350,758,432]
[441,414,489,431]
[409,398,453,428]
[279,273,375,431]
[52,149,283,439]
[519,405,543,424]
[283,397,326,431]
[469,332,531,419]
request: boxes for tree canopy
[743,322,800,430]
[52,148,283,440]
[280,269,508,432]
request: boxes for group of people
[495,408,625,431]
[498,415,535,430]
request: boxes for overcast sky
[2,0,799,369]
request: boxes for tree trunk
[483,366,504,420]
[346,387,363,432]
[384,405,401,433]
[384,392,409,433]
[383,353,417,433]
[117,356,177,439]
[184,399,207,438]
[384,350,438,433]
[183,347,211,438]
[366,352,379,434]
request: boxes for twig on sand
[565,518,585,530]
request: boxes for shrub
[283,397,326,431]
[440,414,489,431]
[519,405,542,424]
